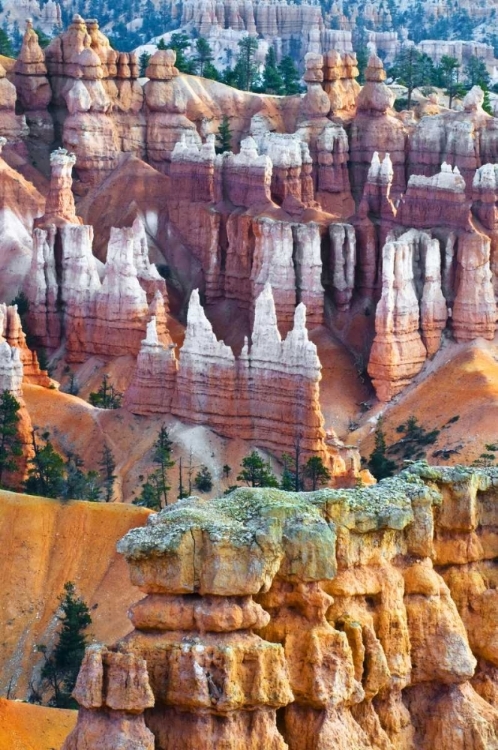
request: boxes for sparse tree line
[139,33,302,96]
[387,48,494,111]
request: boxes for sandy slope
[0,698,75,750]
[0,492,150,698]
[354,338,498,466]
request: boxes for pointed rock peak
[144,316,159,346]
[186,289,215,336]
[132,215,146,235]
[293,302,308,333]
[367,151,381,180]
[381,153,393,182]
[252,283,282,351]
[50,147,76,170]
[107,226,135,268]
[474,163,498,189]
[441,162,452,173]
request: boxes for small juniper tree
[367,418,397,480]
[194,465,213,492]
[25,430,65,499]
[89,374,122,409]
[99,444,116,502]
[62,452,100,501]
[280,452,296,491]
[215,115,232,154]
[37,582,91,708]
[139,51,151,76]
[0,390,23,487]
[278,55,301,94]
[303,455,331,491]
[222,463,231,480]
[237,450,278,488]
[134,425,175,509]
[261,45,284,94]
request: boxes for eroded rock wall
[65,464,498,750]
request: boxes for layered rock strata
[67,463,498,750]
[0,303,52,387]
[127,285,332,463]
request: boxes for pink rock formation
[35,148,81,227]
[123,316,178,415]
[64,645,155,750]
[13,20,52,140]
[452,232,496,342]
[0,339,23,396]
[322,50,360,116]
[0,137,45,301]
[292,222,324,327]
[0,303,53,387]
[368,234,427,402]
[329,223,356,311]
[222,136,273,208]
[134,284,334,462]
[144,49,200,174]
[350,54,407,201]
[251,219,297,334]
[397,163,471,231]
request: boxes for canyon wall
[64,463,498,750]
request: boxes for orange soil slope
[0,492,150,698]
[355,340,498,465]
[0,698,76,750]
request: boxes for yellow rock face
[0,698,76,750]
[0,491,150,697]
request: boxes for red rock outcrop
[13,20,53,170]
[66,464,498,750]
[368,233,427,402]
[350,54,407,201]
[0,303,52,387]
[35,147,81,227]
[144,49,201,174]
[0,138,45,301]
[156,284,332,461]
[123,316,178,415]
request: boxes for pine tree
[367,418,397,480]
[62,453,100,501]
[195,36,213,77]
[464,56,491,90]
[280,452,295,490]
[139,51,151,76]
[34,28,51,48]
[167,32,195,73]
[303,456,331,491]
[437,56,465,109]
[0,390,22,487]
[37,582,91,708]
[236,35,259,91]
[99,444,116,502]
[194,465,213,492]
[133,425,174,509]
[0,28,13,57]
[389,47,434,108]
[216,115,232,154]
[222,464,231,480]
[89,374,122,409]
[237,451,278,488]
[156,37,167,50]
[278,55,301,95]
[262,46,284,94]
[25,430,65,499]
